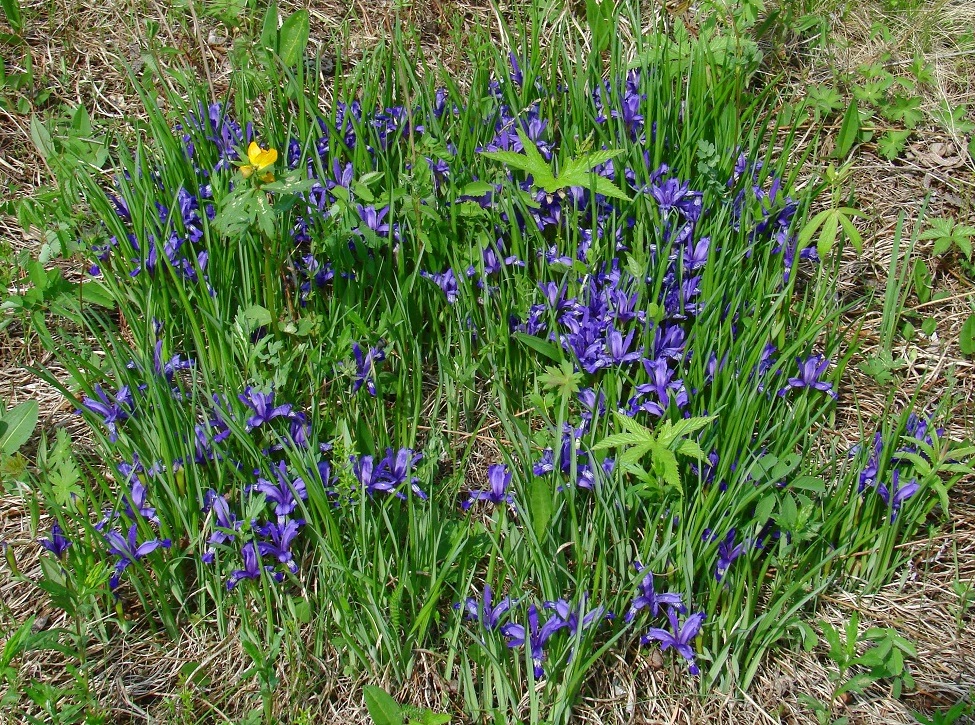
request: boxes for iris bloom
[104,524,171,590]
[641,609,706,675]
[238,387,293,430]
[227,542,281,590]
[715,529,748,582]
[501,604,565,679]
[80,384,133,443]
[240,141,277,181]
[875,470,919,522]
[253,461,307,519]
[778,355,837,399]
[456,583,516,630]
[462,463,515,510]
[41,523,70,558]
[624,563,683,622]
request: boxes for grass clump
[9,4,973,722]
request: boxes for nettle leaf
[538,361,582,395]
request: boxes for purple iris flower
[421,268,459,303]
[202,490,240,563]
[123,479,159,524]
[104,524,171,590]
[40,523,70,558]
[462,463,515,510]
[238,387,294,430]
[255,518,302,574]
[778,355,837,399]
[378,447,428,500]
[226,542,281,590]
[350,449,427,500]
[456,583,516,630]
[875,470,920,522]
[543,596,610,633]
[599,326,643,368]
[649,177,692,215]
[152,340,194,383]
[80,384,133,443]
[858,432,884,492]
[641,609,706,675]
[351,342,386,396]
[356,204,398,240]
[501,604,565,679]
[715,529,748,582]
[253,461,307,520]
[624,563,684,622]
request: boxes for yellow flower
[240,141,278,181]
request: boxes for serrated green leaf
[592,432,650,451]
[591,176,631,201]
[676,438,706,460]
[619,442,656,464]
[877,129,912,160]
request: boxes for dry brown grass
[2,0,975,722]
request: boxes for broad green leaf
[676,438,706,460]
[513,332,562,362]
[458,181,495,197]
[876,130,912,160]
[528,477,553,542]
[816,212,840,258]
[259,0,278,53]
[278,10,310,68]
[363,685,402,725]
[619,442,655,464]
[753,493,776,524]
[960,314,975,357]
[0,399,38,456]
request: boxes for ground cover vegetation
[1,0,974,722]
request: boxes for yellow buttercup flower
[240,141,278,181]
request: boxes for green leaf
[960,314,975,357]
[528,477,553,542]
[278,10,310,68]
[0,399,38,456]
[592,432,647,451]
[513,332,562,362]
[363,685,402,725]
[754,493,776,524]
[591,176,631,201]
[816,212,840,258]
[259,0,278,53]
[876,130,912,161]
[1,0,23,32]
[834,99,861,158]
